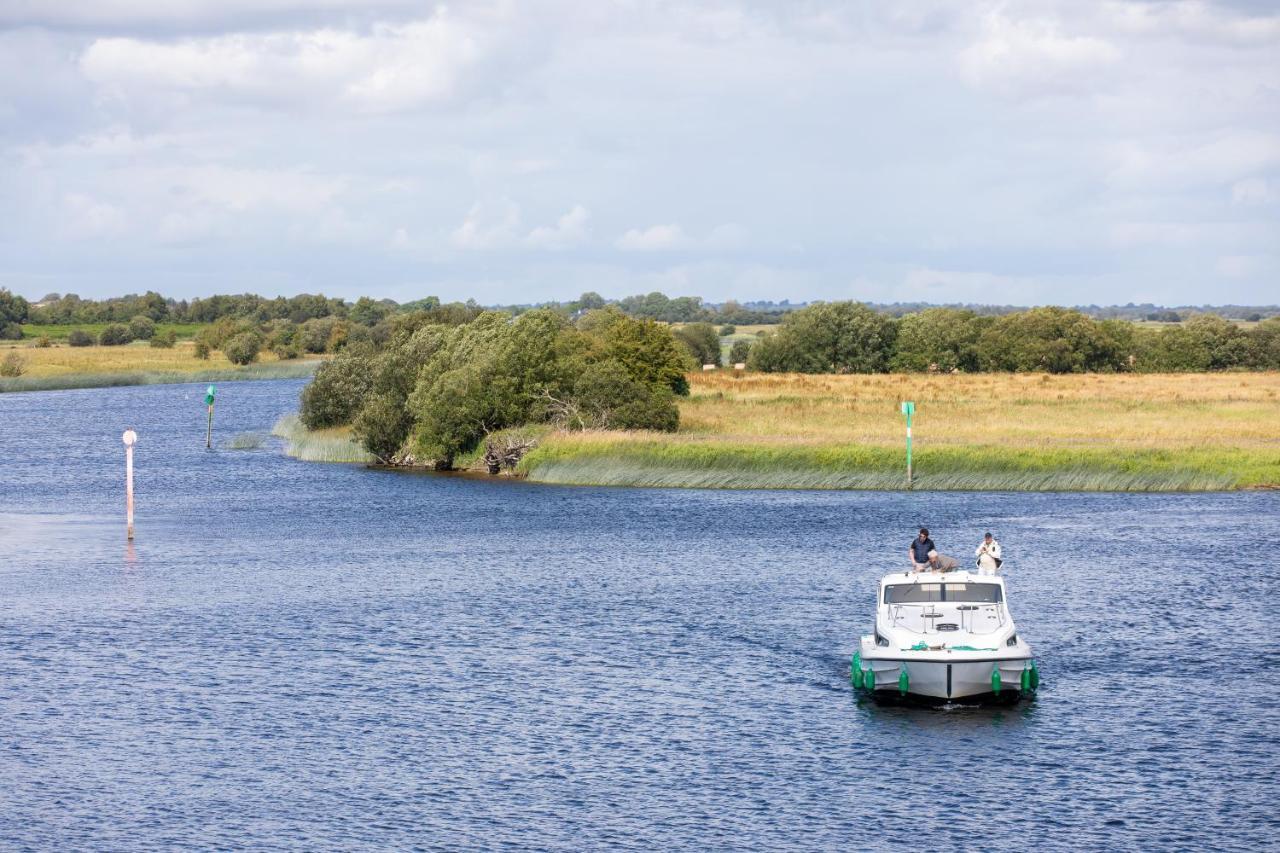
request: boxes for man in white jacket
[975,532,1003,574]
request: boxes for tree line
[742,304,1280,374]
[7,286,1273,340]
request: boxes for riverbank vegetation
[0,341,320,392]
[299,308,691,467]
[515,372,1279,491]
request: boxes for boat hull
[861,656,1033,702]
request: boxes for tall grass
[272,414,374,463]
[521,436,1251,491]
[0,360,320,393]
[225,432,267,450]
[516,372,1280,492]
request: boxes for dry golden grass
[680,371,1280,451]
[0,340,286,378]
[524,371,1280,490]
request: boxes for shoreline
[271,423,1274,492]
[0,360,321,393]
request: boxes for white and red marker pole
[123,428,138,540]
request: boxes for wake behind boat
[852,569,1039,703]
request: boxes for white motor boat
[852,569,1038,703]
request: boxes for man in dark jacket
[908,528,935,572]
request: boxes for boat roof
[878,570,1005,588]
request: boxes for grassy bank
[272,414,373,463]
[520,372,1280,491]
[18,322,206,341]
[0,341,321,392]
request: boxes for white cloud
[616,223,689,251]
[62,192,125,237]
[79,11,489,113]
[450,199,522,250]
[960,11,1122,98]
[1232,177,1277,205]
[524,204,590,250]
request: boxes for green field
[0,339,321,392]
[19,323,207,340]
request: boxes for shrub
[36,335,52,348]
[128,315,156,340]
[570,359,678,431]
[0,322,21,340]
[67,329,94,347]
[729,340,751,365]
[150,329,177,348]
[98,324,132,346]
[193,338,211,359]
[976,308,1127,373]
[223,331,263,365]
[353,392,413,462]
[300,350,375,429]
[749,302,896,373]
[674,323,722,367]
[0,351,25,377]
[579,308,694,394]
[719,324,736,336]
[891,308,987,372]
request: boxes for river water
[1,379,1276,850]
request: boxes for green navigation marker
[205,385,216,448]
[900,401,915,487]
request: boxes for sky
[1,1,1277,306]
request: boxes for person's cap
[919,527,929,536]
[984,532,993,538]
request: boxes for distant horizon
[10,287,1278,317]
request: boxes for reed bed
[0,360,320,393]
[0,340,295,377]
[272,414,374,464]
[521,372,1280,491]
[225,432,268,450]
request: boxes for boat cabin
[878,571,1009,637]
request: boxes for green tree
[748,302,896,373]
[891,308,988,372]
[579,307,694,394]
[977,308,1126,373]
[1246,317,1280,369]
[98,324,132,346]
[128,315,157,340]
[67,328,93,347]
[673,323,722,367]
[728,339,751,365]
[570,360,678,431]
[353,392,414,463]
[223,331,263,365]
[150,329,177,348]
[349,296,391,327]
[300,348,376,429]
[0,289,30,329]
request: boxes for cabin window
[882,583,1002,604]
[884,583,943,603]
[946,583,1002,603]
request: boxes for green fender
[898,667,909,697]
[991,666,1002,695]
[1020,666,1031,691]
[851,652,862,688]
[1030,660,1040,690]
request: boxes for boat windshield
[883,583,1002,604]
